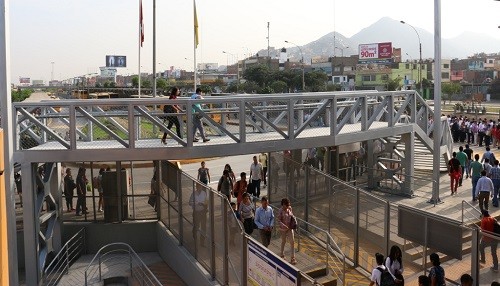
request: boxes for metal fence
[268,151,488,285]
[159,160,324,286]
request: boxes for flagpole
[138,0,142,99]
[152,0,156,98]
[193,0,197,92]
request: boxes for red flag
[140,0,144,47]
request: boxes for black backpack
[376,267,395,286]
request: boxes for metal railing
[41,227,86,286]
[159,160,321,286]
[461,200,482,226]
[84,242,162,286]
[269,204,347,284]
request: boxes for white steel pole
[431,0,442,204]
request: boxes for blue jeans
[493,179,500,206]
[472,176,480,200]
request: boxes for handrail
[41,227,85,286]
[269,204,346,285]
[84,242,161,286]
[461,200,482,225]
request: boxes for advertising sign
[358,42,393,64]
[468,60,484,71]
[247,239,298,286]
[106,55,127,68]
[19,77,30,84]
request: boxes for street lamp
[400,20,423,96]
[285,40,305,91]
[223,51,239,93]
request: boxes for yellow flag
[194,0,199,48]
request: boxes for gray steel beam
[22,163,39,285]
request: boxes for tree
[131,76,139,88]
[270,80,288,93]
[305,71,328,92]
[243,65,271,87]
[156,78,168,90]
[141,79,152,88]
[241,81,260,94]
[387,77,402,91]
[441,82,462,104]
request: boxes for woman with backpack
[385,245,404,285]
[161,87,182,144]
[428,253,446,286]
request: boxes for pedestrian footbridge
[14,90,449,163]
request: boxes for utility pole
[267,22,270,68]
[51,62,54,82]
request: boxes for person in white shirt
[259,152,268,187]
[189,183,208,246]
[249,155,264,198]
[476,170,495,213]
[369,253,387,286]
[385,245,404,284]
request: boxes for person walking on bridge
[191,88,210,143]
[471,154,484,201]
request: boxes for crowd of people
[449,115,500,148]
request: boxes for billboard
[468,60,484,71]
[19,77,30,84]
[106,55,126,68]
[358,42,393,64]
[247,239,298,286]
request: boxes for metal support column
[366,140,375,189]
[22,163,38,285]
[222,198,229,285]
[116,161,122,222]
[470,228,479,286]
[353,187,360,267]
[209,191,216,280]
[402,132,415,196]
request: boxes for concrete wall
[63,221,157,254]
[156,223,219,286]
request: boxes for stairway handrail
[461,200,482,225]
[269,204,346,285]
[84,242,161,286]
[41,227,86,286]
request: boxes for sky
[9,0,500,84]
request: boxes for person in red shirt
[480,210,498,272]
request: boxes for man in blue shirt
[254,196,274,247]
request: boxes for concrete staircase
[384,135,448,172]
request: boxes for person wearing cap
[480,210,498,272]
[476,170,495,213]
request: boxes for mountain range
[261,17,500,63]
